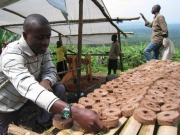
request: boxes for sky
[103,0,180,24]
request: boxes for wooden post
[118,31,124,71]
[8,124,40,135]
[77,0,83,100]
[91,0,127,37]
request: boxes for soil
[14,73,107,134]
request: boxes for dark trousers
[108,59,118,75]
[57,60,68,79]
[0,83,66,135]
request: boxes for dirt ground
[14,73,107,134]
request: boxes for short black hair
[56,40,63,47]
[155,4,161,12]
[23,14,49,32]
[112,34,117,39]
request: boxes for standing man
[0,14,107,134]
[140,4,168,61]
[108,34,119,75]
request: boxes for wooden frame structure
[0,0,140,99]
[75,0,139,98]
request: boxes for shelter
[0,0,139,44]
[0,0,139,98]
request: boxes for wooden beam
[61,32,133,37]
[49,17,140,24]
[91,0,127,37]
[118,31,124,71]
[157,126,178,135]
[2,1,127,38]
[0,17,140,28]
[2,8,25,18]
[8,124,40,135]
[50,32,133,41]
[77,0,83,100]
[139,125,155,135]
[2,8,61,36]
[119,116,142,135]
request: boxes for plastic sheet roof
[0,0,120,45]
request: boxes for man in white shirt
[0,14,107,134]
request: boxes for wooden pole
[8,124,40,135]
[62,32,133,37]
[118,31,124,71]
[91,0,127,37]
[77,0,83,100]
[0,17,140,27]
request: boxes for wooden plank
[84,117,127,135]
[48,126,56,132]
[56,129,74,135]
[157,126,178,135]
[138,125,155,135]
[119,116,142,135]
[8,124,40,135]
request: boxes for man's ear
[23,32,27,39]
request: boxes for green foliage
[1,28,180,74]
[49,42,180,73]
[172,48,180,61]
[0,28,20,46]
[122,43,146,68]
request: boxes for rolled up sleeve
[41,50,57,86]
[145,21,152,28]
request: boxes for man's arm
[140,13,152,27]
[158,16,168,38]
[41,49,57,86]
[1,50,59,111]
[1,49,108,133]
[140,13,147,22]
[50,100,108,133]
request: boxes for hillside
[119,23,180,48]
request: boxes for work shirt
[56,46,67,62]
[0,36,58,112]
[109,40,119,59]
[145,13,168,44]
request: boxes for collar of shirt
[18,36,36,56]
[154,13,160,19]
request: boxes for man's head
[23,14,51,54]
[111,34,117,42]
[56,40,63,48]
[151,4,161,14]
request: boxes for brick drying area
[8,60,180,135]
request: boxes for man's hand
[39,79,52,91]
[140,13,145,19]
[140,13,147,22]
[71,107,108,133]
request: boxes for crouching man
[0,14,107,135]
